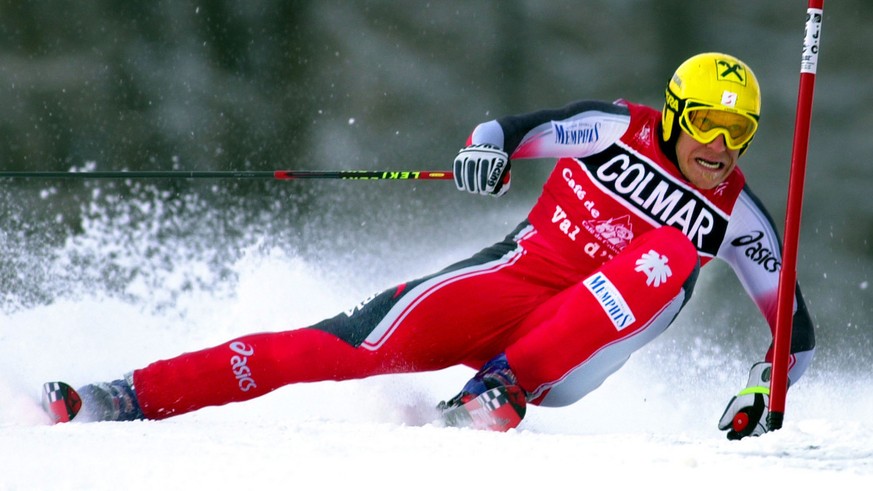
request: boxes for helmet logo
[665,89,680,112]
[721,90,738,108]
[716,60,747,85]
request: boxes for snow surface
[2,234,872,490]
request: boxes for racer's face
[675,131,739,190]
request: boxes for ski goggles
[678,101,759,150]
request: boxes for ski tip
[41,381,82,424]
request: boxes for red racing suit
[131,100,815,418]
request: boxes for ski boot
[43,373,145,423]
[437,353,527,431]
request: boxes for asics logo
[229,341,258,392]
[730,230,781,273]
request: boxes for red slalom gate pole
[768,0,824,431]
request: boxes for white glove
[453,144,511,196]
[718,362,772,440]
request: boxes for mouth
[695,157,725,170]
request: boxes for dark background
[1,1,870,371]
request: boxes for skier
[47,52,815,439]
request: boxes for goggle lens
[681,108,758,150]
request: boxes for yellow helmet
[662,53,761,153]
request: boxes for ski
[439,385,526,432]
[42,381,82,424]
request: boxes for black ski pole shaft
[0,169,454,181]
[273,170,453,180]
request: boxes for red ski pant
[133,224,699,419]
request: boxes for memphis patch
[583,272,635,331]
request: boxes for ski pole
[768,0,824,432]
[0,169,454,181]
